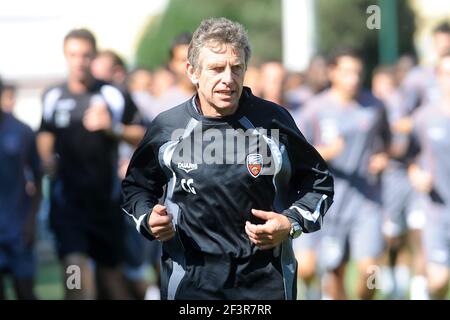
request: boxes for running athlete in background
[372,66,428,299]
[37,29,145,300]
[300,48,390,300]
[408,52,450,299]
[0,78,42,300]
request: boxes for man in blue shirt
[0,78,42,299]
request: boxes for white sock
[297,280,307,300]
[299,278,322,300]
[410,275,429,300]
[380,266,395,297]
[393,266,410,299]
[145,285,161,300]
[321,275,333,300]
[305,280,322,300]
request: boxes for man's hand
[368,152,389,175]
[118,158,130,180]
[408,164,433,194]
[316,136,345,161]
[148,204,175,242]
[22,215,37,248]
[83,102,112,132]
[37,132,57,177]
[245,209,291,250]
[392,117,413,134]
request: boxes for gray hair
[188,17,251,70]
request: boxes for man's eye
[232,66,243,73]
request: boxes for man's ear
[187,63,199,85]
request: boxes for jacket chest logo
[246,153,263,178]
[177,162,198,173]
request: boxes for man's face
[437,56,450,94]
[188,44,245,115]
[91,55,115,82]
[434,32,450,58]
[260,62,285,102]
[1,89,16,113]
[372,73,396,100]
[129,70,153,94]
[170,44,189,80]
[329,56,363,98]
[64,38,95,81]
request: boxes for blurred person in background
[284,71,305,93]
[92,49,157,300]
[91,50,127,88]
[408,52,450,299]
[126,67,160,123]
[259,60,286,106]
[37,28,145,300]
[372,66,428,300]
[125,67,164,300]
[243,64,261,97]
[91,50,143,126]
[401,22,450,112]
[1,83,41,226]
[300,48,390,300]
[290,56,331,300]
[0,77,42,300]
[157,33,196,112]
[127,68,153,96]
[395,54,416,85]
[151,66,175,99]
[287,55,329,113]
[1,83,17,114]
[292,216,323,299]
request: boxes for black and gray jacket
[121,87,334,300]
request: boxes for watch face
[290,223,302,239]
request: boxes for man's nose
[221,67,233,85]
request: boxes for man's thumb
[251,209,274,221]
[153,204,167,216]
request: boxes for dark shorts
[50,201,124,268]
[0,239,36,279]
[123,217,162,268]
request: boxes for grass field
[2,257,366,300]
[4,261,64,300]
[2,247,448,300]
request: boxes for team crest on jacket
[246,153,263,178]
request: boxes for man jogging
[122,17,334,300]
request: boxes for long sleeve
[273,112,334,233]
[121,121,168,240]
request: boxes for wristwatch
[288,218,302,239]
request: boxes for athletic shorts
[0,239,36,279]
[123,218,162,280]
[50,201,124,268]
[382,167,426,237]
[423,200,450,268]
[318,196,384,271]
[293,230,322,253]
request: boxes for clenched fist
[148,204,175,241]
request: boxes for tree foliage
[135,0,282,69]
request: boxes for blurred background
[1,0,450,300]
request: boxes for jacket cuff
[138,212,156,241]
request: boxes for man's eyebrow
[207,61,244,68]
[207,62,226,68]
